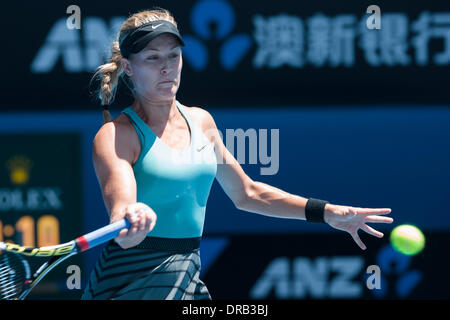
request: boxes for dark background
[2,0,450,109]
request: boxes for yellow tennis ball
[390,224,425,255]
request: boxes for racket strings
[0,252,30,300]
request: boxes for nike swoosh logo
[152,23,163,29]
[196,145,208,152]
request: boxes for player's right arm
[92,121,156,249]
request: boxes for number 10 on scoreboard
[0,215,60,247]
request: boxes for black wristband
[305,198,329,223]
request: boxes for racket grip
[76,218,132,252]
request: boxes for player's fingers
[357,208,392,216]
[362,224,384,238]
[365,215,394,224]
[143,207,157,229]
[134,207,147,231]
[131,221,140,234]
[124,210,139,224]
[116,229,129,239]
[350,231,367,250]
[139,214,147,231]
[144,213,154,230]
[125,215,140,234]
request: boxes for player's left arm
[196,107,393,250]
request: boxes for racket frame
[0,218,131,300]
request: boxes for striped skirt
[81,238,211,300]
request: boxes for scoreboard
[0,133,82,299]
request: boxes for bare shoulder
[93,115,133,146]
[183,105,217,132]
[93,114,139,165]
[183,105,220,145]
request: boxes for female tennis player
[81,8,393,300]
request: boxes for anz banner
[201,232,450,299]
[2,0,450,110]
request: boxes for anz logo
[31,0,252,74]
[367,244,423,299]
[31,17,125,73]
[250,256,366,299]
[181,0,252,71]
[250,246,423,299]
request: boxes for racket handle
[76,218,132,252]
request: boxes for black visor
[119,20,185,58]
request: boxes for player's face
[125,34,183,101]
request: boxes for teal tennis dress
[81,101,217,300]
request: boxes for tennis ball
[390,224,425,255]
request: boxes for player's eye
[147,56,158,60]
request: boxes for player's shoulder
[92,113,139,161]
[94,115,134,142]
[182,104,217,131]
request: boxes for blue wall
[1,105,449,283]
[206,106,450,234]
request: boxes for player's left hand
[324,204,393,250]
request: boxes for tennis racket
[0,218,131,300]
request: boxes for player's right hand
[113,202,157,249]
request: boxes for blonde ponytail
[92,41,123,124]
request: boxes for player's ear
[121,58,133,77]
